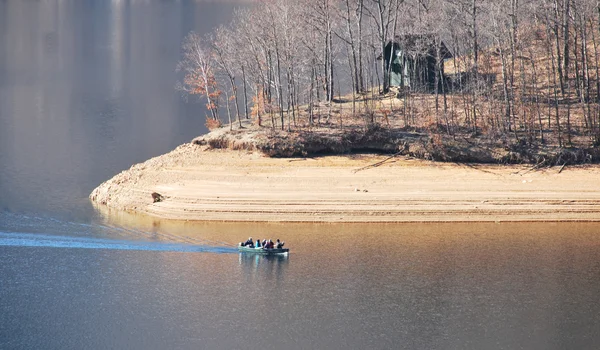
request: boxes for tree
[177,32,221,122]
[211,26,242,128]
[364,0,404,93]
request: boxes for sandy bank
[89,143,600,222]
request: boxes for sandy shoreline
[89,143,600,222]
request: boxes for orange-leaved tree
[177,32,221,122]
[250,89,267,127]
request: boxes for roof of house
[386,34,453,60]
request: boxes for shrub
[205,117,222,131]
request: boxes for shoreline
[89,143,600,223]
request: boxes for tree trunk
[241,65,249,120]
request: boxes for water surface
[2,221,600,349]
[0,0,238,221]
[1,1,600,349]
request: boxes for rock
[151,192,164,203]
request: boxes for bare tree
[177,32,221,122]
[364,0,404,93]
[211,26,242,128]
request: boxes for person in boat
[262,239,267,247]
[242,237,253,247]
[264,239,274,249]
[255,239,262,248]
[276,239,284,249]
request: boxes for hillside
[194,23,600,166]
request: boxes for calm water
[1,1,600,349]
[2,220,600,349]
[0,0,235,220]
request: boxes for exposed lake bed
[90,141,600,223]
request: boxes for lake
[1,1,600,349]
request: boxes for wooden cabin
[383,35,453,92]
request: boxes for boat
[238,245,289,255]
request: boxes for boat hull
[238,246,289,255]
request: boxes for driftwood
[519,159,548,175]
[353,151,402,173]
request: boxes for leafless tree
[177,32,221,121]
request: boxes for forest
[178,0,600,164]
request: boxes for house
[383,35,453,92]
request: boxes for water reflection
[238,253,289,282]
[0,0,243,222]
[3,221,600,349]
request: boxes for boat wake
[0,232,237,254]
[0,212,238,253]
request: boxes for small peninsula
[90,120,600,223]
